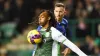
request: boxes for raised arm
[51,27,87,56]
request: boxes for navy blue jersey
[37,26,42,31]
[56,18,69,48]
[56,18,68,36]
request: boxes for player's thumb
[62,51,65,54]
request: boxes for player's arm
[51,27,87,56]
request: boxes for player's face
[54,7,65,22]
[39,12,49,26]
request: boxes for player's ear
[48,17,51,20]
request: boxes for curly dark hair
[30,9,56,31]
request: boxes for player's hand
[62,48,70,56]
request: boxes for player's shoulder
[51,27,63,37]
[51,27,58,32]
[62,18,68,24]
[51,27,56,30]
[51,27,61,33]
[37,26,42,31]
[51,27,59,34]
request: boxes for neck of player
[57,18,62,23]
[43,22,49,29]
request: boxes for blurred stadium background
[0,0,100,56]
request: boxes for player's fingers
[68,49,71,53]
[62,51,67,56]
[64,53,67,56]
[62,51,64,54]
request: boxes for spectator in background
[9,0,24,33]
[76,9,91,37]
[3,0,10,22]
[88,0,100,19]
[69,0,86,19]
[85,0,93,13]
[94,38,100,56]
[98,24,100,36]
[0,44,7,56]
[9,0,24,21]
[9,0,33,33]
[80,35,95,55]
[0,0,6,23]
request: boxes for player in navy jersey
[54,3,71,56]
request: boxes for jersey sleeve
[51,27,66,43]
[51,27,87,56]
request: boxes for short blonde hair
[55,3,65,8]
